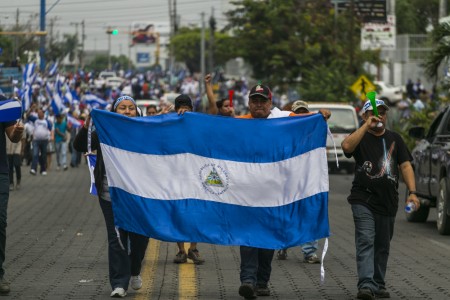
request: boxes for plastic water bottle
[405,202,416,213]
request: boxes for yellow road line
[134,238,160,300]
[179,261,197,299]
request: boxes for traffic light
[106,28,118,35]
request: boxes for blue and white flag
[48,61,58,77]
[0,99,22,122]
[67,114,81,128]
[91,110,330,249]
[83,94,108,109]
[87,154,97,196]
[21,63,37,111]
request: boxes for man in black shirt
[0,95,25,295]
[342,99,420,300]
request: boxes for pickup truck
[408,106,450,235]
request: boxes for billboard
[131,22,157,46]
[361,15,396,50]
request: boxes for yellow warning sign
[350,75,376,101]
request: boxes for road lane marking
[428,238,450,251]
[135,238,160,300]
[179,262,197,299]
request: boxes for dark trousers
[31,140,48,172]
[8,154,21,184]
[351,204,395,292]
[99,198,149,290]
[0,174,9,279]
[240,246,274,286]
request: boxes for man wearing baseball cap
[341,98,419,300]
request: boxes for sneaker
[173,251,187,264]
[375,288,390,298]
[63,165,68,171]
[304,253,321,264]
[130,275,142,290]
[110,287,127,298]
[187,248,205,265]
[357,288,375,300]
[238,283,256,299]
[30,169,36,175]
[277,249,288,260]
[0,278,10,295]
[9,184,14,191]
[256,284,270,296]
[41,171,47,176]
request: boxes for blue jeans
[240,246,274,286]
[55,141,67,167]
[31,140,48,172]
[351,204,395,292]
[99,198,149,290]
[0,174,9,279]
[301,240,318,258]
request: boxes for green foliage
[425,22,450,80]
[85,54,133,72]
[170,27,237,74]
[225,0,381,100]
[396,0,440,34]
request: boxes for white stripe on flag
[101,144,328,207]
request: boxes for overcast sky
[0,0,234,56]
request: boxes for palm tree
[425,22,450,80]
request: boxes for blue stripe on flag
[91,110,327,163]
[111,188,329,249]
[0,99,22,122]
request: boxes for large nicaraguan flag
[0,99,22,122]
[91,110,330,249]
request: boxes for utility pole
[14,8,19,63]
[70,22,80,70]
[108,26,112,70]
[440,0,447,19]
[81,19,85,69]
[39,0,46,71]
[200,12,205,109]
[208,7,215,72]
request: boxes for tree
[225,0,380,101]
[396,0,440,34]
[170,27,237,74]
[425,22,450,81]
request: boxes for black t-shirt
[345,130,412,216]
[0,121,15,174]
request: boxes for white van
[308,103,359,174]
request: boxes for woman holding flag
[73,95,149,298]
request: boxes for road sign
[350,75,376,100]
[337,0,387,23]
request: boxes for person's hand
[12,120,24,136]
[178,108,190,115]
[158,104,174,115]
[407,194,420,211]
[318,109,331,121]
[204,73,212,85]
[365,115,381,129]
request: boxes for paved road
[6,162,450,299]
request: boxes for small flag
[0,99,22,122]
[86,154,97,196]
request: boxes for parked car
[308,103,360,174]
[136,99,160,116]
[374,81,403,105]
[407,106,450,235]
[105,77,124,89]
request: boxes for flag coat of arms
[91,110,330,249]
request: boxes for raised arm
[205,74,218,115]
